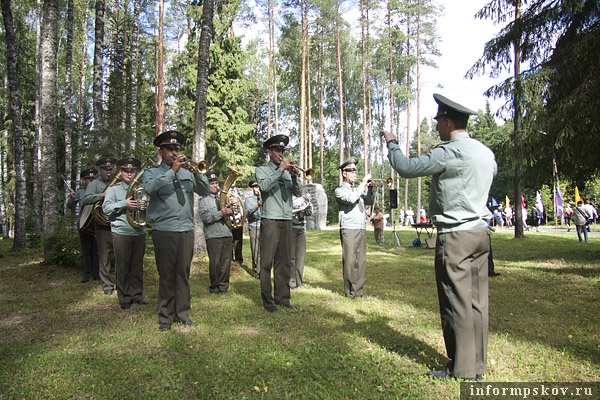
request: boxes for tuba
[219,167,247,230]
[126,158,155,228]
[92,171,122,226]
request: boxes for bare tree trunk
[75,7,88,185]
[93,0,106,140]
[318,34,324,185]
[416,13,422,212]
[155,0,165,136]
[513,0,524,238]
[63,0,75,216]
[33,0,42,233]
[1,0,26,250]
[129,0,140,150]
[192,0,215,253]
[360,0,367,172]
[267,0,275,137]
[41,0,59,257]
[335,0,344,176]
[0,121,7,238]
[306,43,312,170]
[299,0,308,170]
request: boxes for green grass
[0,227,598,399]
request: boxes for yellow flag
[575,186,584,204]
[505,195,510,207]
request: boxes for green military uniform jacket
[198,193,232,240]
[142,162,209,231]
[387,131,497,233]
[255,161,302,220]
[81,178,110,206]
[102,181,146,236]
[334,182,373,229]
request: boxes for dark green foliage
[43,230,80,269]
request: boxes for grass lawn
[0,227,598,399]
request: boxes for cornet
[289,163,315,181]
[180,157,207,175]
[367,177,393,188]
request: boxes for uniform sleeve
[143,167,176,195]
[387,141,446,178]
[256,165,284,192]
[335,183,367,205]
[194,173,210,197]
[81,180,104,205]
[102,186,126,217]
[198,197,224,224]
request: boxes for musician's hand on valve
[125,198,138,210]
[280,159,294,173]
[221,206,232,215]
[172,155,186,173]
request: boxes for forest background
[0,0,599,255]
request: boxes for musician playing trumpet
[255,134,303,311]
[102,157,148,309]
[334,157,374,299]
[142,130,210,332]
[82,156,118,295]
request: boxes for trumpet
[367,177,393,188]
[289,163,315,181]
[180,157,208,175]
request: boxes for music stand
[384,190,401,246]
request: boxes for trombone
[367,177,393,188]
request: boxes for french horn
[126,158,155,229]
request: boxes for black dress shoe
[489,272,501,277]
[279,303,297,309]
[159,323,171,332]
[81,277,91,283]
[133,299,148,305]
[120,302,131,310]
[180,319,194,327]
[264,305,277,312]
[104,289,113,296]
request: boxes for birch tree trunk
[93,0,106,140]
[155,0,165,136]
[192,0,215,253]
[1,0,26,250]
[63,0,74,216]
[41,0,59,257]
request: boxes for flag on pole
[491,197,498,207]
[521,194,526,209]
[536,191,544,213]
[575,186,584,204]
[554,186,564,216]
[505,195,510,208]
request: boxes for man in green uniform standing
[67,167,99,283]
[334,158,373,298]
[82,157,118,295]
[381,93,496,381]
[198,168,233,295]
[255,135,302,312]
[102,157,148,310]
[143,130,210,331]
